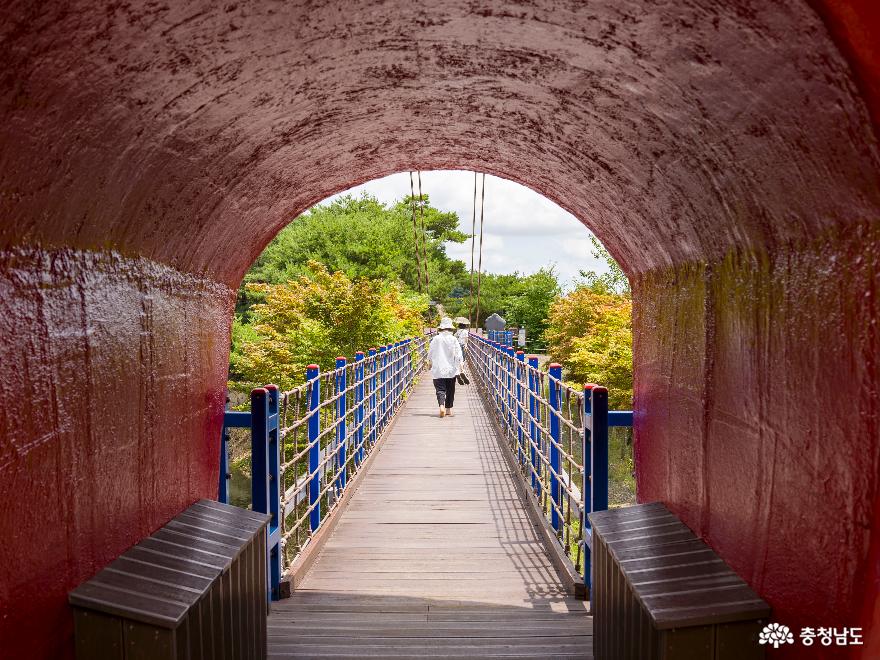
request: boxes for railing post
[528,356,540,495]
[355,351,365,466]
[368,348,377,446]
[408,338,414,382]
[251,384,281,600]
[497,344,505,422]
[494,342,503,414]
[505,346,515,436]
[490,341,497,410]
[516,351,525,467]
[399,341,405,401]
[388,342,396,415]
[483,340,490,393]
[379,345,388,429]
[583,383,595,597]
[584,384,609,603]
[396,341,401,405]
[219,399,230,504]
[398,341,405,396]
[335,356,347,491]
[307,364,321,533]
[548,363,562,532]
[590,386,609,514]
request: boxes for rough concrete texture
[0,1,878,658]
[0,248,234,658]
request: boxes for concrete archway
[1,2,879,657]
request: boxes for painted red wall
[634,231,880,658]
[0,249,233,658]
[0,1,878,657]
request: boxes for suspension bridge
[6,3,880,658]
[62,330,775,658]
[210,332,624,657]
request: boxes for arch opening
[1,2,880,658]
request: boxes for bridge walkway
[267,376,593,658]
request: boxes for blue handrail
[225,333,432,600]
[468,334,633,600]
[218,410,252,505]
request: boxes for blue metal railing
[218,409,251,505]
[222,334,432,600]
[487,329,514,346]
[468,334,633,599]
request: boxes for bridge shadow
[271,378,592,657]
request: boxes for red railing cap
[548,362,562,369]
[306,364,319,370]
[335,356,347,361]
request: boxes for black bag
[457,372,470,385]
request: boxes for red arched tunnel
[1,1,879,657]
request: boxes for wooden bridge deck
[268,376,593,658]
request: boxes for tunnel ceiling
[1,0,878,284]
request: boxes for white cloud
[323,170,610,288]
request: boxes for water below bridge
[267,376,593,658]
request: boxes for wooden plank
[122,620,175,660]
[268,654,590,659]
[268,621,591,634]
[73,609,123,660]
[283,397,406,591]
[268,642,593,656]
[268,378,593,657]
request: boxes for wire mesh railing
[237,334,431,600]
[468,334,633,599]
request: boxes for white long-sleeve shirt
[455,328,469,348]
[429,332,463,379]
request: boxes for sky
[321,170,608,289]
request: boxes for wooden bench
[69,500,269,660]
[589,502,771,659]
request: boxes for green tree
[505,268,560,342]
[231,262,428,391]
[578,236,630,297]
[543,286,632,409]
[238,194,468,319]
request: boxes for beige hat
[439,317,454,330]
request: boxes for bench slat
[589,502,770,658]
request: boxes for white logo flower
[759,623,795,648]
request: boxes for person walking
[429,317,463,418]
[454,319,470,359]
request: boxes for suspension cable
[417,171,430,295]
[475,173,486,329]
[468,171,478,325]
[408,172,423,293]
